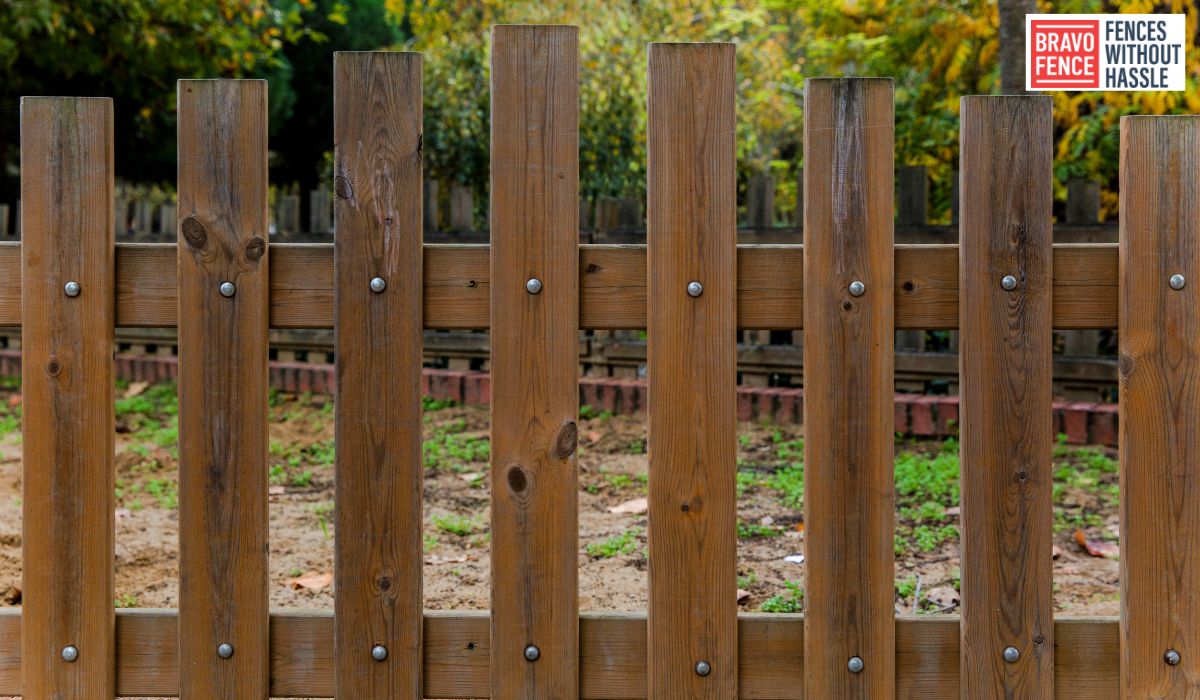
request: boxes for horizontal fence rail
[0,241,1120,330]
[12,21,1200,700]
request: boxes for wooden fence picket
[1119,115,1200,698]
[645,41,738,698]
[802,77,895,698]
[20,97,116,698]
[488,25,581,698]
[333,51,425,698]
[176,79,271,697]
[959,95,1055,698]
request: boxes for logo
[1027,14,1185,91]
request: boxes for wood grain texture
[19,97,116,698]
[0,240,1119,329]
[333,52,424,698]
[0,610,1122,698]
[959,95,1055,697]
[645,42,738,698]
[802,77,895,698]
[1119,115,1200,698]
[176,79,270,698]
[488,25,580,698]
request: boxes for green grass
[586,527,640,558]
[312,501,333,539]
[737,520,782,539]
[760,580,804,613]
[433,513,478,537]
[423,421,489,472]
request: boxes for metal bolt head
[526,278,543,295]
[1003,646,1020,663]
[61,645,78,662]
[687,281,704,298]
[847,656,864,673]
[1165,649,1182,666]
[1170,274,1186,290]
[1001,275,1018,291]
[369,277,387,294]
[217,643,234,659]
[371,644,388,661]
[695,660,711,676]
[848,280,865,297]
[63,281,81,298]
[524,644,540,661]
[218,281,236,298]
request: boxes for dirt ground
[0,379,1120,619]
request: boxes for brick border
[0,350,1118,446]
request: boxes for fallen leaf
[794,522,805,533]
[459,472,483,483]
[607,497,648,515]
[759,515,775,526]
[1052,544,1062,560]
[736,589,751,604]
[123,381,148,399]
[784,554,805,565]
[943,506,960,516]
[585,430,603,443]
[2,585,20,605]
[288,571,332,591]
[924,586,960,608]
[268,485,286,496]
[1073,530,1119,559]
[7,394,20,408]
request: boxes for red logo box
[1030,19,1100,89]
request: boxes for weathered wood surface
[0,610,1120,698]
[802,77,895,698]
[333,51,425,698]
[0,241,1120,329]
[20,96,116,698]
[488,24,580,698]
[646,41,738,697]
[1119,115,1200,698]
[176,79,270,697]
[959,95,1055,697]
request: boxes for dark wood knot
[335,175,354,200]
[243,236,265,263]
[553,420,578,459]
[181,215,208,250]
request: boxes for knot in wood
[181,215,209,250]
[553,420,578,459]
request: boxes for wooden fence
[6,24,1196,699]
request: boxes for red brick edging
[0,350,1118,447]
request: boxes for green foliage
[768,463,805,509]
[423,421,490,471]
[737,520,782,539]
[586,527,641,559]
[433,513,478,537]
[760,580,804,613]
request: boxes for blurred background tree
[2,0,1198,224]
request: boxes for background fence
[5,23,1193,699]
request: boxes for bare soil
[0,381,1121,619]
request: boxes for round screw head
[1003,646,1020,663]
[217,643,234,659]
[369,277,387,293]
[1170,274,1186,290]
[526,278,543,295]
[1001,275,1018,291]
[1165,649,1182,666]
[371,644,388,661]
[63,281,81,297]
[61,645,78,662]
[848,280,865,297]
[524,644,540,661]
[687,281,704,298]
[695,660,711,676]
[218,281,236,298]
[847,656,864,673]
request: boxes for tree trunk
[998,0,1035,94]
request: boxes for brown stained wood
[1119,116,1200,698]
[176,79,270,697]
[0,240,1118,329]
[332,51,424,698]
[646,42,738,698]
[19,97,116,697]
[802,77,895,698]
[959,96,1055,697]
[488,25,580,698]
[0,611,1122,698]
